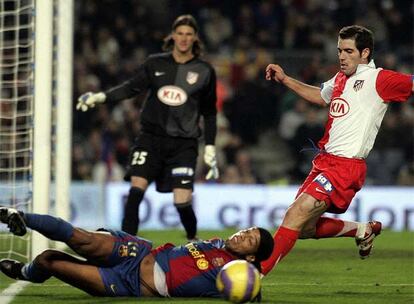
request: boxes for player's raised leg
[300,216,382,259]
[0,206,116,261]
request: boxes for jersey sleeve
[207,238,225,248]
[105,59,151,102]
[376,70,413,102]
[200,66,218,116]
[320,73,337,104]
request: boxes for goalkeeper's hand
[76,92,106,112]
[204,145,219,180]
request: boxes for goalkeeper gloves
[76,92,106,112]
[204,145,219,180]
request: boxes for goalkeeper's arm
[77,63,149,111]
[76,77,143,112]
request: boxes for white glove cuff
[95,92,107,103]
[205,145,216,155]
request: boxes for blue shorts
[98,230,153,297]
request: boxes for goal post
[33,0,74,257]
[32,0,54,258]
[55,0,74,240]
[0,0,74,261]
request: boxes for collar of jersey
[169,52,198,64]
[354,59,376,75]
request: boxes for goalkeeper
[77,15,219,240]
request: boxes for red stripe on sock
[261,226,299,275]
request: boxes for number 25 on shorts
[131,151,148,165]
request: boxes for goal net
[0,0,35,261]
[0,0,73,262]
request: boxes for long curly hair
[162,14,204,57]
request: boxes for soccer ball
[216,260,261,303]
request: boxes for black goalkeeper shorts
[124,132,198,193]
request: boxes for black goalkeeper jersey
[105,52,217,142]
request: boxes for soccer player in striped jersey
[0,207,273,298]
[261,25,413,275]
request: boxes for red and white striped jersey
[319,61,413,159]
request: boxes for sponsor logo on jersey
[186,71,199,85]
[172,167,194,177]
[314,174,334,193]
[353,80,364,91]
[329,97,350,118]
[157,85,187,106]
[185,243,209,270]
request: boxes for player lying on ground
[0,207,273,298]
[261,25,413,275]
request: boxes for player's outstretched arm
[265,64,327,107]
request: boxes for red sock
[315,217,358,238]
[261,226,299,275]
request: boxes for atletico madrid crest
[353,80,364,91]
[186,71,199,84]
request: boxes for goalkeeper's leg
[121,176,148,235]
[174,188,198,241]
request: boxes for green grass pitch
[1,229,413,303]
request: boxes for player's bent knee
[130,176,148,190]
[70,232,114,259]
[299,227,316,239]
[173,188,193,204]
[68,229,94,247]
[34,249,61,270]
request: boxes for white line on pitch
[0,281,30,304]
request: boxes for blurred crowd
[72,0,413,185]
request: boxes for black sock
[175,201,197,239]
[121,187,145,235]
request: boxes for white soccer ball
[216,260,261,303]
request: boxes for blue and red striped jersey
[152,238,236,297]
